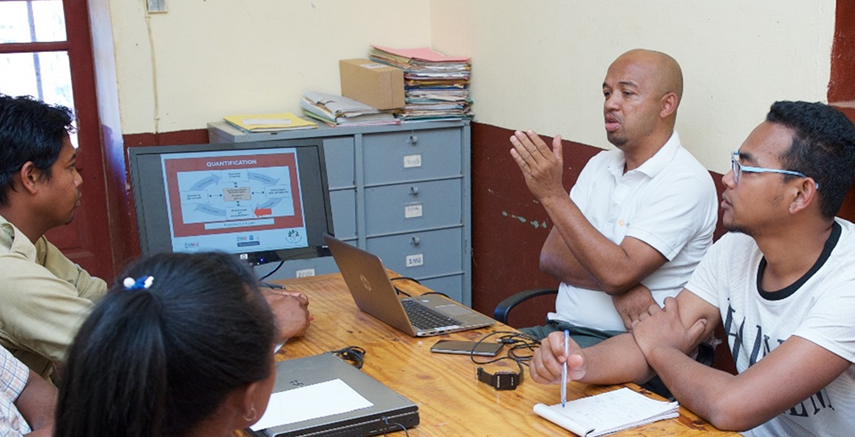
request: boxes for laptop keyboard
[401,299,463,330]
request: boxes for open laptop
[249,353,419,437]
[324,234,495,336]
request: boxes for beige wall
[430,0,835,173]
[109,0,431,134]
[109,0,835,173]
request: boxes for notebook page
[533,387,679,436]
[533,403,593,436]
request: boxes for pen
[561,329,569,408]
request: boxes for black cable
[469,331,539,367]
[390,276,421,284]
[259,260,284,280]
[381,416,410,437]
[389,277,419,297]
[419,291,449,299]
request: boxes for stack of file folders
[301,91,399,127]
[369,45,473,122]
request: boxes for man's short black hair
[767,101,855,218]
[0,94,75,206]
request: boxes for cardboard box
[339,59,405,110]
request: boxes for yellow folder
[223,112,317,132]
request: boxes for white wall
[108,0,431,134]
[108,0,835,173]
[430,0,835,173]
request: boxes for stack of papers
[533,387,679,437]
[301,91,399,127]
[370,45,473,122]
[223,112,317,133]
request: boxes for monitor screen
[128,139,334,265]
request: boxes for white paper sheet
[533,388,679,437]
[251,378,374,431]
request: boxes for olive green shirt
[0,213,107,379]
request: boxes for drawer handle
[408,135,418,145]
[409,186,419,195]
[411,237,421,245]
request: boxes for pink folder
[371,45,470,63]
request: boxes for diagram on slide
[162,149,306,246]
[176,166,294,224]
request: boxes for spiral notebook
[533,387,679,437]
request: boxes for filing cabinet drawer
[255,254,341,280]
[420,275,464,304]
[329,189,356,240]
[322,137,355,189]
[364,179,462,235]
[366,227,462,280]
[363,129,462,185]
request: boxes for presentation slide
[161,148,308,254]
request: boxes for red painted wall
[829,0,855,103]
[829,0,855,220]
[469,123,599,324]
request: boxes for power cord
[419,291,450,299]
[390,277,420,297]
[389,277,453,300]
[390,276,420,284]
[470,331,539,366]
[258,261,284,280]
[381,416,410,437]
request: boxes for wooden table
[239,273,740,437]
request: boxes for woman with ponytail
[54,252,278,437]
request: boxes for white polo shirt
[549,132,718,332]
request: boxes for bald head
[602,49,684,155]
[613,49,683,106]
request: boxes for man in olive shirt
[0,94,107,380]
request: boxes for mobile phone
[430,340,504,357]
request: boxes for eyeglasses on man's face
[730,151,819,189]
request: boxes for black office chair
[494,288,559,325]
[494,288,715,367]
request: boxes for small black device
[430,340,503,357]
[476,366,522,391]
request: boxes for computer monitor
[128,139,334,266]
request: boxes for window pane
[0,51,77,146]
[0,0,67,43]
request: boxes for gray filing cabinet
[207,121,472,306]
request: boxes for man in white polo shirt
[509,49,717,347]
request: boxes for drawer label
[404,204,423,219]
[295,268,315,278]
[406,253,424,268]
[403,154,422,168]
